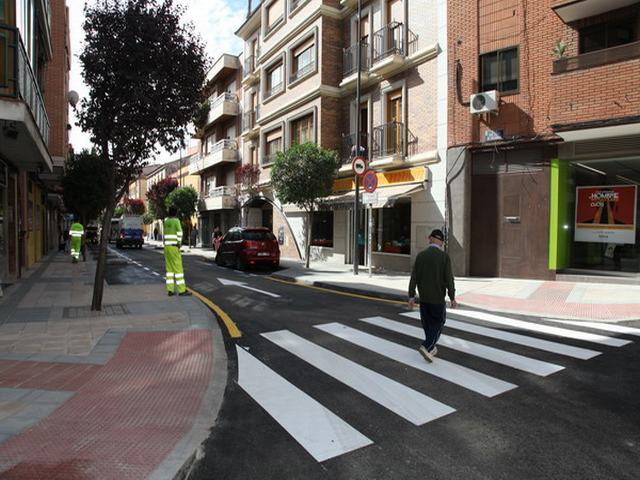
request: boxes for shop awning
[322,183,425,209]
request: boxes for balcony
[243,54,260,86]
[371,23,418,76]
[242,107,260,138]
[341,43,370,88]
[189,140,238,174]
[0,25,52,173]
[198,185,238,211]
[371,121,417,164]
[341,132,369,165]
[205,92,239,128]
[553,41,640,74]
[206,54,241,83]
[552,0,639,23]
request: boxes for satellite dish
[68,90,80,107]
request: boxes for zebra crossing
[236,309,634,463]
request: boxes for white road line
[152,272,161,276]
[544,319,640,337]
[449,310,632,347]
[236,347,372,462]
[143,267,150,271]
[402,312,600,360]
[262,330,455,425]
[360,316,564,377]
[316,323,516,398]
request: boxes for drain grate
[63,304,129,319]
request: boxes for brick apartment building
[0,0,69,287]
[235,0,449,269]
[447,0,640,280]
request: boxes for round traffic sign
[352,156,367,176]
[363,170,378,193]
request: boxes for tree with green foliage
[62,150,111,227]
[165,186,199,244]
[270,143,340,268]
[77,0,207,310]
[147,177,179,220]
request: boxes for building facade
[1,0,69,287]
[192,54,244,247]
[447,0,640,279]
[235,0,449,270]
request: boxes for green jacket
[70,222,84,238]
[408,245,456,304]
[163,217,183,246]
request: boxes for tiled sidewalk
[0,252,227,479]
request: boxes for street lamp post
[353,0,363,275]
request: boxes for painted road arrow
[218,278,281,298]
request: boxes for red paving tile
[458,292,640,320]
[0,362,101,391]
[0,330,213,479]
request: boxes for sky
[68,0,248,162]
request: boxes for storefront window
[311,210,333,247]
[568,157,640,273]
[372,201,411,255]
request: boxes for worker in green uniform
[69,221,84,263]
[164,206,191,296]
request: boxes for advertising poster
[575,185,637,244]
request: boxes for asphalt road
[111,244,640,480]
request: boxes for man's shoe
[168,291,175,296]
[430,346,438,357]
[179,291,192,296]
[419,345,433,363]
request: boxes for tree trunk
[305,209,313,269]
[91,200,115,311]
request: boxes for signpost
[352,156,367,176]
[361,170,377,277]
[363,170,378,193]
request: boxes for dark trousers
[419,302,446,351]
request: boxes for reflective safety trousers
[164,245,186,293]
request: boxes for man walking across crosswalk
[408,229,457,362]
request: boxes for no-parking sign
[363,170,378,193]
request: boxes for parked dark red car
[215,227,280,270]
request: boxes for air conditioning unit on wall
[470,90,500,114]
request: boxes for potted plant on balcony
[552,39,568,59]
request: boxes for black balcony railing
[371,121,417,158]
[290,61,315,83]
[244,55,256,75]
[343,43,370,77]
[0,25,50,144]
[553,40,640,74]
[372,22,418,63]
[243,107,259,131]
[341,132,369,164]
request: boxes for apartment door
[386,0,403,52]
[386,89,402,154]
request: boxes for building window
[579,19,636,54]
[265,61,284,99]
[266,0,284,34]
[480,47,519,93]
[291,37,315,82]
[290,113,314,145]
[264,128,283,165]
[311,211,333,247]
[372,201,411,255]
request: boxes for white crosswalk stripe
[262,330,456,425]
[544,319,640,337]
[359,316,564,377]
[402,311,601,360]
[236,347,372,462]
[448,309,632,347]
[316,323,516,398]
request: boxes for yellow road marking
[188,287,242,339]
[267,277,406,305]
